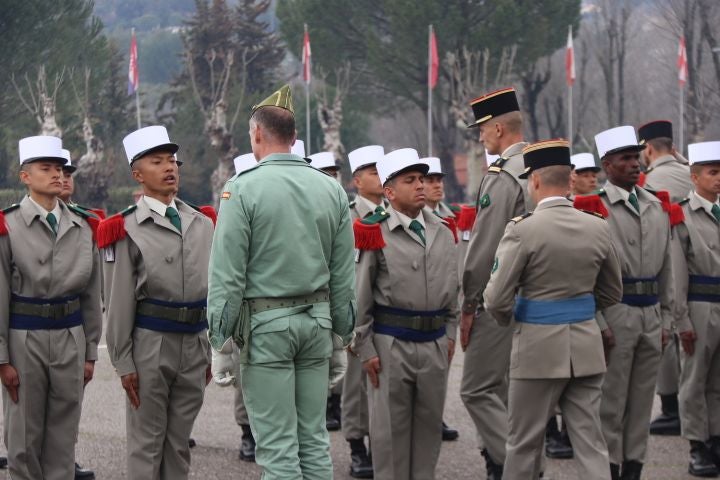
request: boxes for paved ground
[0,345,697,479]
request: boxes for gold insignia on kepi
[251,84,294,116]
[221,191,231,200]
[519,139,571,179]
[467,87,519,129]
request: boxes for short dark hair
[251,106,295,144]
[648,137,673,153]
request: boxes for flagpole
[679,86,684,155]
[568,85,573,152]
[132,28,141,129]
[304,24,311,152]
[566,25,573,152]
[427,24,433,157]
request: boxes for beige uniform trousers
[368,333,448,480]
[679,303,720,441]
[342,351,369,440]
[126,328,207,480]
[600,304,662,463]
[459,309,511,463]
[4,327,85,480]
[504,375,609,480]
[656,335,679,395]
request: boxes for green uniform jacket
[207,153,356,351]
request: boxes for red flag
[565,25,575,87]
[127,29,139,95]
[678,36,688,88]
[302,25,311,85]
[429,26,439,89]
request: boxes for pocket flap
[252,315,290,334]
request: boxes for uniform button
[412,261,419,270]
[629,239,636,245]
[38,258,45,265]
[165,256,173,263]
[710,244,716,250]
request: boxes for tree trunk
[74,117,110,207]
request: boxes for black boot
[620,460,643,480]
[0,457,6,469]
[709,437,720,469]
[545,416,573,459]
[689,440,719,477]
[188,438,196,448]
[74,463,95,480]
[481,448,503,480]
[610,463,621,480]
[239,424,256,463]
[348,438,373,478]
[326,394,341,431]
[649,394,681,435]
[442,421,459,441]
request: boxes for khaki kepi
[251,84,294,116]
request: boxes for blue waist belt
[621,277,659,307]
[135,298,208,334]
[688,275,720,303]
[513,294,595,325]
[9,294,83,330]
[373,305,447,342]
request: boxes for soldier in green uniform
[485,139,623,480]
[100,125,215,480]
[207,85,356,480]
[460,87,531,479]
[674,141,720,477]
[0,135,102,480]
[354,147,458,480]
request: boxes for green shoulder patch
[479,194,491,209]
[360,208,390,225]
[491,257,499,273]
[1,204,20,214]
[120,205,138,216]
[511,212,533,223]
[67,204,97,219]
[679,197,690,205]
[592,188,607,197]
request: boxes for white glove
[329,334,347,389]
[211,338,236,387]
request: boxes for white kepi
[377,148,429,185]
[348,145,384,174]
[233,153,257,174]
[18,135,66,165]
[422,157,444,176]
[60,149,76,172]
[594,126,645,159]
[291,139,306,157]
[122,125,179,165]
[688,141,720,165]
[308,152,337,170]
[571,152,599,172]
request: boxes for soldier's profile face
[692,163,720,195]
[353,165,383,196]
[573,170,598,195]
[60,170,75,201]
[478,122,501,155]
[384,171,425,212]
[19,160,64,196]
[131,151,180,197]
[424,174,444,203]
[603,151,640,188]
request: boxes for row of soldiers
[1,80,719,480]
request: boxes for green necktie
[712,204,720,223]
[628,192,640,213]
[374,206,385,214]
[432,209,440,217]
[409,219,426,245]
[166,207,182,232]
[46,212,58,235]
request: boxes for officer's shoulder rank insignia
[353,208,389,251]
[581,209,605,219]
[479,194,491,209]
[0,204,20,236]
[96,205,137,249]
[487,156,507,174]
[511,212,532,223]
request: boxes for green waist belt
[246,290,330,315]
[10,297,81,319]
[688,283,720,296]
[136,300,207,325]
[622,279,658,296]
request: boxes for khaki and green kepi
[251,84,294,116]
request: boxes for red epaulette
[653,190,671,212]
[199,205,217,226]
[637,171,647,187]
[573,195,609,218]
[353,220,385,250]
[442,216,458,243]
[669,203,685,226]
[457,205,477,231]
[89,208,107,220]
[0,212,7,236]
[96,205,136,249]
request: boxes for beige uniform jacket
[354,207,458,362]
[0,197,102,362]
[645,154,692,202]
[484,198,622,379]
[462,142,530,313]
[596,183,675,330]
[104,198,214,376]
[673,192,720,333]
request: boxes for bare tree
[186,47,255,205]
[316,62,353,184]
[12,66,65,137]
[520,57,552,141]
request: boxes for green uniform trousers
[240,306,333,480]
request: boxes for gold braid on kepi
[251,84,294,116]
[466,87,519,128]
[519,139,571,179]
